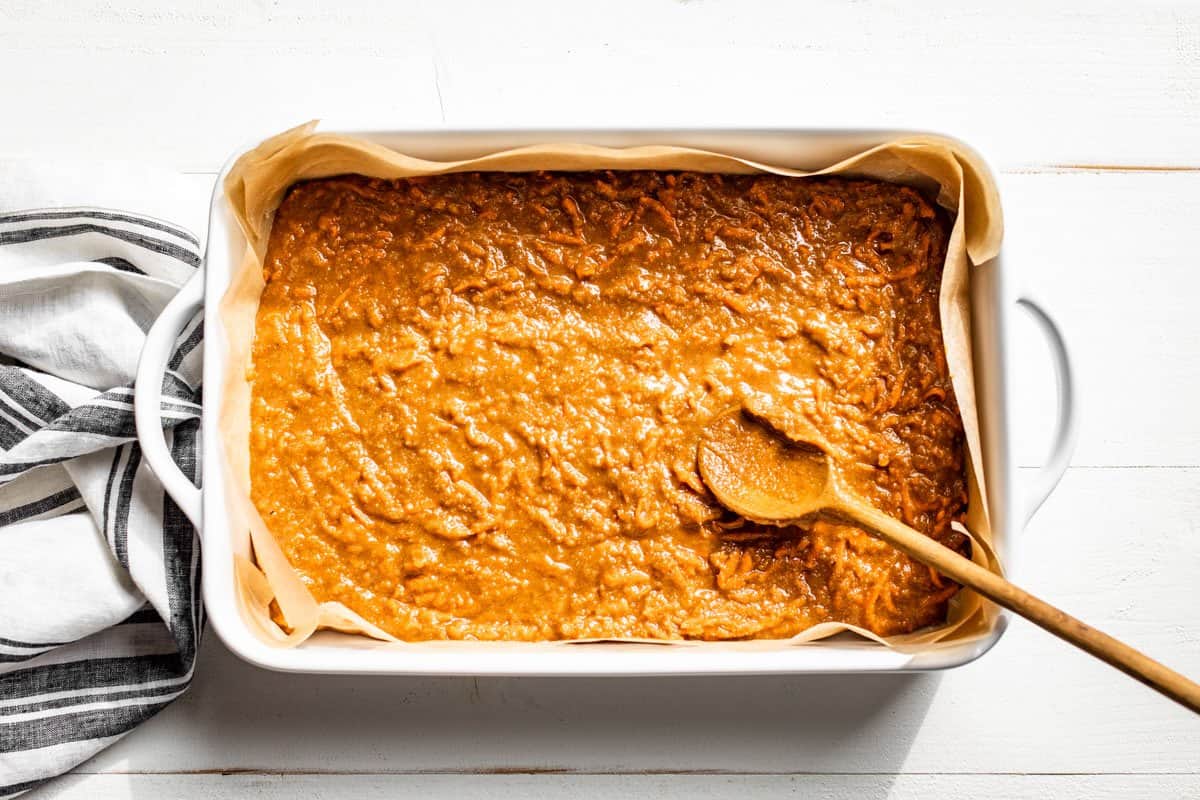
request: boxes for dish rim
[134,125,1075,675]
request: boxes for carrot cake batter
[249,171,967,640]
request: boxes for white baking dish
[134,127,1077,676]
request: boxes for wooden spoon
[697,409,1200,714]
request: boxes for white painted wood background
[3,0,1199,797]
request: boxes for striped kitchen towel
[0,163,205,797]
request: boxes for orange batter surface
[250,171,967,641]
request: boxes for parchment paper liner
[220,122,1004,652]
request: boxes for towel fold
[0,162,205,798]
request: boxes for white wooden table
[6,1,1199,797]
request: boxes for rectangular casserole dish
[134,126,1078,675]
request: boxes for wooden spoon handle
[841,498,1200,715]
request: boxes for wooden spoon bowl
[697,409,834,522]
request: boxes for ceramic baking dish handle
[135,269,205,528]
[1015,293,1079,526]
